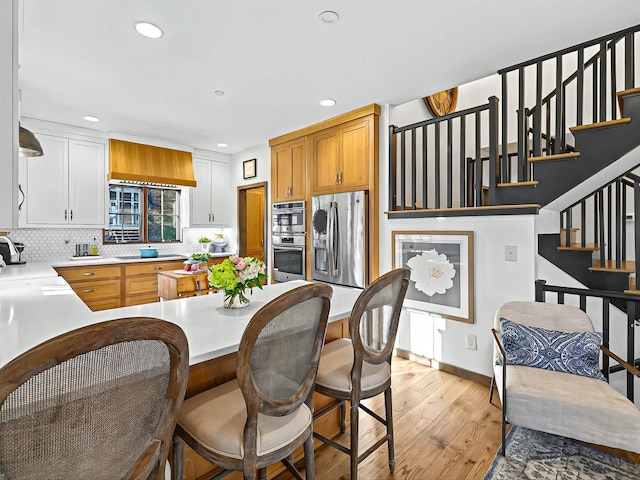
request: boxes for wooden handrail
[602,346,640,377]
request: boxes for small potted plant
[198,236,212,252]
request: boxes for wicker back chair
[173,282,333,480]
[0,317,189,480]
[313,268,410,479]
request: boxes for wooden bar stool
[312,268,410,480]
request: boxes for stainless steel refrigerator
[311,190,367,288]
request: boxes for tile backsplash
[5,228,237,263]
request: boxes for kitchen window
[105,185,181,243]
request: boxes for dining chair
[0,316,189,480]
[312,268,410,480]
[172,282,333,480]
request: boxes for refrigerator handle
[330,201,339,275]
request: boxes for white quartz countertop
[0,278,362,369]
[0,262,59,282]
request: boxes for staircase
[387,24,640,299]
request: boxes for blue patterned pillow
[499,317,606,381]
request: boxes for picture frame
[392,230,474,323]
[243,158,257,179]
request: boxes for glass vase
[223,292,250,309]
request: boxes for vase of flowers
[209,255,267,309]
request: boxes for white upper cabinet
[190,157,229,227]
[20,133,106,227]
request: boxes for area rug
[484,426,640,480]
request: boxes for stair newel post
[625,301,635,402]
[554,55,563,155]
[488,96,499,206]
[602,298,610,381]
[501,73,509,183]
[459,118,466,207]
[388,124,397,212]
[624,32,635,90]
[534,279,546,302]
[474,112,481,207]
[634,178,640,286]
[615,180,622,269]
[598,190,606,268]
[621,180,627,262]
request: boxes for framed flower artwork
[392,231,474,323]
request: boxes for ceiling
[17,1,640,155]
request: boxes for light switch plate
[505,245,517,262]
[466,333,477,350]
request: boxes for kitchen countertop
[0,278,362,369]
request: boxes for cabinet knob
[82,289,96,293]
[153,267,162,270]
[83,272,97,276]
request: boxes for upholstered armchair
[490,301,640,457]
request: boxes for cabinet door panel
[340,120,369,188]
[68,139,105,225]
[25,134,68,224]
[311,130,340,192]
[210,161,229,226]
[272,146,293,202]
[191,158,213,226]
[289,142,306,200]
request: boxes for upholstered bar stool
[313,268,410,480]
[0,317,190,480]
[172,283,333,480]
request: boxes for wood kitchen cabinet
[54,264,122,311]
[191,157,230,227]
[310,117,371,194]
[20,133,106,227]
[124,260,184,306]
[271,138,306,202]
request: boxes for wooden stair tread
[623,289,640,296]
[617,88,640,114]
[557,243,599,251]
[626,276,640,295]
[497,180,539,188]
[560,228,579,232]
[588,259,635,273]
[570,118,631,134]
[529,152,581,163]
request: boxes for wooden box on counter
[157,269,210,300]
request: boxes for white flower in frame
[406,249,456,296]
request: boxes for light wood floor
[231,357,503,480]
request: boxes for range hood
[108,139,197,187]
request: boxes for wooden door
[246,186,265,262]
[238,182,267,265]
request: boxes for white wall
[0,0,18,229]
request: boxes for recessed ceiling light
[134,22,164,39]
[319,11,340,24]
[214,90,225,96]
[217,143,228,148]
[320,99,336,107]
[83,115,100,122]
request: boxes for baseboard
[395,349,492,387]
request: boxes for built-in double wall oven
[272,201,305,282]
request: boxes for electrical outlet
[466,333,477,350]
[505,245,517,262]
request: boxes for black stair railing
[388,97,499,212]
[535,279,639,402]
[499,25,640,184]
[560,168,640,279]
